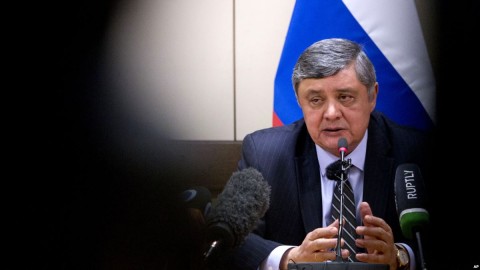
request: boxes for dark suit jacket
[219,111,430,270]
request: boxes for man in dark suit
[220,38,431,270]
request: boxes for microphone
[394,163,429,238]
[326,138,351,180]
[394,163,429,269]
[336,137,347,261]
[180,186,212,222]
[203,167,271,262]
[330,137,352,262]
[180,186,212,268]
[326,160,342,180]
[338,137,348,162]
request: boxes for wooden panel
[171,141,243,197]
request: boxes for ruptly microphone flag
[273,0,436,131]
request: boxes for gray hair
[292,38,376,99]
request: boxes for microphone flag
[273,0,435,131]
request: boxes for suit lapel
[363,117,395,218]
[294,130,322,234]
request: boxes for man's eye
[339,95,354,103]
[311,97,323,105]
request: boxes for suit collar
[294,123,322,233]
[363,114,395,217]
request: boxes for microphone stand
[334,157,351,262]
[415,230,427,270]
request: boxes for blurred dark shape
[8,1,203,269]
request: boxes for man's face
[297,64,378,156]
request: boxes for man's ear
[369,82,379,112]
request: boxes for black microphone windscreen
[394,163,429,239]
[206,167,271,248]
[326,160,342,181]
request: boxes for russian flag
[273,0,435,131]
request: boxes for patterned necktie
[327,160,358,262]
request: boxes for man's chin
[322,131,347,141]
[317,134,345,154]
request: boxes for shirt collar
[317,130,368,177]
